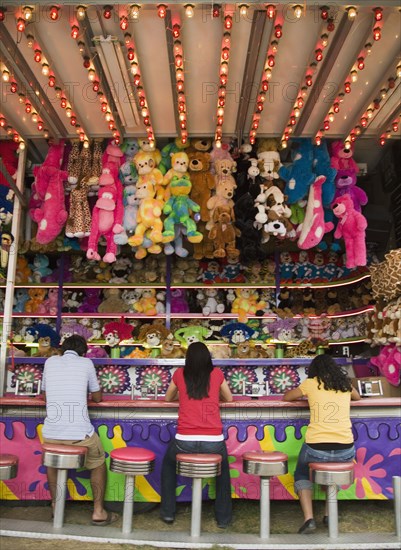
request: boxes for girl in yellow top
[283,354,361,534]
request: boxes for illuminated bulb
[76,5,86,20]
[271,40,278,53]
[293,5,303,19]
[17,18,26,32]
[93,80,100,92]
[281,140,287,149]
[388,77,395,89]
[224,15,232,30]
[239,4,248,17]
[105,111,112,121]
[120,16,128,31]
[133,74,141,86]
[88,69,96,81]
[184,4,194,18]
[294,107,300,118]
[2,70,10,82]
[338,92,345,102]
[37,120,44,131]
[78,41,85,53]
[290,115,296,125]
[301,87,308,97]
[83,57,91,69]
[315,49,323,62]
[48,75,56,87]
[373,27,381,41]
[397,64,401,78]
[127,48,135,61]
[373,7,383,21]
[55,87,62,98]
[23,6,33,20]
[320,6,329,20]
[0,7,5,22]
[220,74,227,86]
[305,74,313,87]
[215,140,222,149]
[217,107,224,117]
[31,112,38,123]
[101,102,108,113]
[327,18,335,32]
[347,7,357,19]
[315,135,321,146]
[26,34,34,48]
[220,61,228,74]
[103,5,113,19]
[178,101,185,112]
[355,126,361,135]
[386,131,391,139]
[108,120,114,129]
[328,112,335,122]
[344,140,351,150]
[83,139,89,149]
[380,136,386,146]
[71,25,79,39]
[179,112,186,122]
[18,93,25,103]
[261,80,269,92]
[13,133,19,143]
[141,107,148,117]
[258,92,266,102]
[124,33,132,46]
[41,63,50,76]
[367,108,373,118]
[265,68,272,79]
[138,96,146,107]
[43,130,49,138]
[297,97,304,108]
[157,4,167,18]
[321,33,329,47]
[130,62,139,75]
[323,120,330,131]
[267,55,275,67]
[25,102,32,113]
[49,6,59,21]
[130,4,140,19]
[65,107,72,118]
[10,81,18,94]
[6,127,13,135]
[380,88,387,99]
[357,57,365,70]
[274,25,282,39]
[350,70,358,83]
[360,117,367,127]
[19,141,26,151]
[172,24,180,39]
[218,97,225,107]
[344,81,351,93]
[333,102,340,113]
[365,42,372,55]
[252,119,259,130]
[392,121,399,132]
[222,48,229,61]
[266,4,275,19]
[212,5,220,18]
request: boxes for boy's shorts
[43,432,105,469]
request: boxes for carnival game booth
[0,0,400,547]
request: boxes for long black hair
[308,354,352,393]
[183,342,213,399]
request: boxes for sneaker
[160,515,175,525]
[298,518,317,534]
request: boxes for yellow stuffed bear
[133,150,165,201]
[163,151,190,196]
[127,180,164,255]
[231,288,266,323]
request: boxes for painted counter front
[1,396,400,503]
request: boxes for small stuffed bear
[231,288,266,323]
[330,140,359,173]
[98,288,129,313]
[196,288,225,316]
[133,150,165,201]
[333,170,367,213]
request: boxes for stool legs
[327,483,339,538]
[53,469,67,529]
[393,476,401,539]
[260,477,270,539]
[122,475,135,534]
[190,478,202,537]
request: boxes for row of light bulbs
[214,14,233,147]
[0,110,24,149]
[315,13,384,144]
[379,113,400,146]
[170,23,189,144]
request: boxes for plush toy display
[102,319,133,346]
[60,321,93,343]
[133,288,160,316]
[162,175,203,251]
[25,323,60,357]
[196,288,225,315]
[98,288,129,313]
[171,288,190,313]
[137,138,163,173]
[333,170,368,212]
[332,194,367,268]
[174,325,213,346]
[87,165,124,263]
[133,150,165,201]
[25,288,47,314]
[13,288,30,313]
[160,333,185,358]
[330,141,359,173]
[231,288,266,323]
[0,185,14,230]
[160,137,190,173]
[297,176,334,249]
[279,138,314,204]
[30,141,68,244]
[220,322,255,343]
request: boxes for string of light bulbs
[169,20,188,144]
[214,12,233,147]
[379,112,400,146]
[0,111,24,148]
[315,7,384,145]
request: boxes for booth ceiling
[0,1,400,162]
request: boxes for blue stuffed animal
[13,289,29,313]
[120,139,139,185]
[279,138,314,204]
[30,254,52,282]
[220,322,255,344]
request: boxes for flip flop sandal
[91,511,119,527]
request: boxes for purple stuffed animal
[333,169,367,212]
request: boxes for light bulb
[365,42,372,55]
[239,4,248,17]
[48,75,56,87]
[347,7,357,19]
[224,15,232,30]
[271,40,278,53]
[274,25,282,39]
[120,16,128,31]
[88,69,96,81]
[265,68,272,79]
[380,88,387,99]
[396,64,401,78]
[130,62,139,75]
[294,107,300,118]
[31,112,38,123]
[103,5,112,19]
[184,4,194,18]
[42,63,50,76]
[23,6,33,21]
[83,139,89,149]
[266,4,275,19]
[321,34,329,47]
[130,4,140,19]
[2,70,10,82]
[328,112,335,122]
[76,5,86,20]
[16,18,26,32]
[49,5,59,21]
[373,7,383,21]
[65,107,72,118]
[367,108,373,118]
[215,140,222,149]
[293,5,303,19]
[19,141,26,151]
[350,70,358,83]
[26,34,34,48]
[105,111,112,121]
[157,4,167,18]
[71,25,79,39]
[217,107,224,117]
[18,93,25,104]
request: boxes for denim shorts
[294,443,355,493]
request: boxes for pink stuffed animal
[0,141,19,188]
[102,139,124,173]
[370,344,401,386]
[87,164,124,263]
[330,141,359,173]
[332,194,367,268]
[31,141,68,244]
[297,175,334,250]
[37,287,59,316]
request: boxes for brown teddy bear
[208,205,241,259]
[188,151,215,222]
[257,138,283,183]
[206,163,237,232]
[160,334,185,358]
[98,288,129,313]
[314,288,328,316]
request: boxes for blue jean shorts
[294,443,355,493]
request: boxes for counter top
[1,394,400,408]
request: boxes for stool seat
[42,444,87,470]
[310,462,355,473]
[177,453,222,465]
[243,451,288,478]
[0,454,18,480]
[0,454,19,466]
[110,447,155,462]
[243,451,288,463]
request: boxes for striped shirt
[42,350,100,440]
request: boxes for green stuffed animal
[162,175,203,244]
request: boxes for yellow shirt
[299,378,353,445]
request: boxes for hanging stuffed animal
[332,194,367,268]
[31,141,68,244]
[86,164,124,263]
[65,178,92,238]
[297,175,334,249]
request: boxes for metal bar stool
[176,453,222,538]
[242,451,288,539]
[0,454,19,480]
[110,446,155,534]
[309,461,355,539]
[42,443,88,529]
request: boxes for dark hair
[61,335,88,357]
[308,354,352,393]
[183,342,213,399]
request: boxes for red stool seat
[0,454,19,466]
[42,443,88,456]
[243,451,288,463]
[176,453,222,465]
[110,447,155,462]
[309,462,355,473]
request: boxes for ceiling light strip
[281,10,340,146]
[122,31,156,144]
[168,19,188,143]
[347,63,401,146]
[248,11,284,145]
[214,10,233,147]
[314,9,382,144]
[26,30,89,143]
